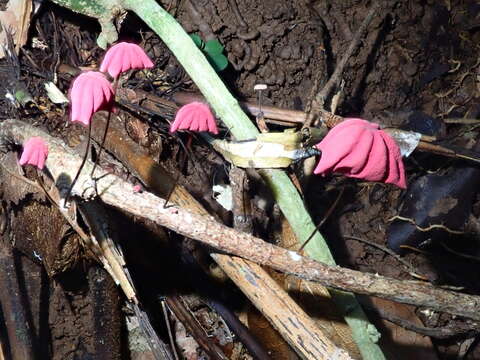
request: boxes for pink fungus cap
[69,71,114,127]
[100,42,154,78]
[314,118,406,188]
[170,102,219,135]
[19,137,49,170]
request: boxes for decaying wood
[218,255,351,360]
[228,167,348,359]
[130,89,480,164]
[78,200,138,303]
[229,167,255,234]
[279,218,362,359]
[89,114,349,359]
[87,266,124,360]
[0,160,138,304]
[165,295,229,360]
[0,241,36,360]
[171,91,306,126]
[3,119,480,322]
[58,64,480,164]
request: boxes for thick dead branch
[144,90,472,162]
[58,64,480,164]
[2,119,480,322]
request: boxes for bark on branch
[2,119,480,321]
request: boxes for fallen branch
[3,119,480,321]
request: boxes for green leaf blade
[204,39,224,55]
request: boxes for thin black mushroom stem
[90,79,119,179]
[64,79,118,205]
[64,119,93,204]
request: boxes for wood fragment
[79,200,138,302]
[87,266,123,360]
[217,255,352,359]
[0,242,36,360]
[165,295,229,360]
[374,306,480,340]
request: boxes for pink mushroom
[100,42,154,78]
[19,137,48,170]
[69,71,114,126]
[170,102,219,134]
[314,118,406,188]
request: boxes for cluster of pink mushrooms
[19,42,406,194]
[20,42,154,169]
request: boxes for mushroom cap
[19,136,49,170]
[314,118,406,188]
[170,102,219,135]
[69,71,114,126]
[100,42,154,78]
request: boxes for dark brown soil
[1,0,480,359]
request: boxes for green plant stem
[122,3,385,358]
[48,0,386,358]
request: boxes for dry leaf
[0,0,33,58]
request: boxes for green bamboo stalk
[49,0,386,358]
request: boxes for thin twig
[165,295,229,360]
[304,1,383,128]
[162,300,180,360]
[388,215,465,235]
[440,241,480,262]
[299,187,344,252]
[374,307,480,340]
[343,235,428,281]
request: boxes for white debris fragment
[288,250,302,261]
[384,128,422,157]
[213,184,233,211]
[44,82,69,104]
